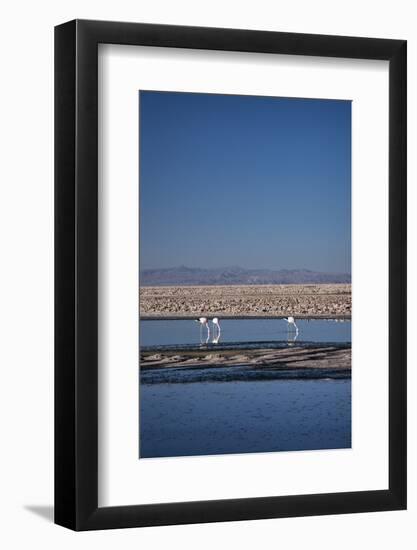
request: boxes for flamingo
[284,316,298,333]
[195,317,210,343]
[212,317,221,343]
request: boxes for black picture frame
[55,19,407,531]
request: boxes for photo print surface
[139,91,351,459]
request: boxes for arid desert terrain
[140,283,351,319]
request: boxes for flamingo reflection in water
[287,327,299,346]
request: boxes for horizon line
[140,265,351,274]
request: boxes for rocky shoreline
[140,345,351,372]
[140,283,351,318]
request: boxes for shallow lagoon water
[140,379,351,458]
[140,318,351,349]
[139,318,351,459]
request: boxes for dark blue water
[140,318,351,349]
[139,319,351,459]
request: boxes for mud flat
[140,283,351,319]
[140,345,351,373]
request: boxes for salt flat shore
[141,345,351,372]
[140,283,351,319]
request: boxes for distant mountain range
[140,266,351,286]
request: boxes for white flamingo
[284,316,298,333]
[212,317,221,343]
[196,317,210,344]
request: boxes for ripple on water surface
[140,378,351,458]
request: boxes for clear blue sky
[139,91,351,273]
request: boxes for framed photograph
[55,20,406,530]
